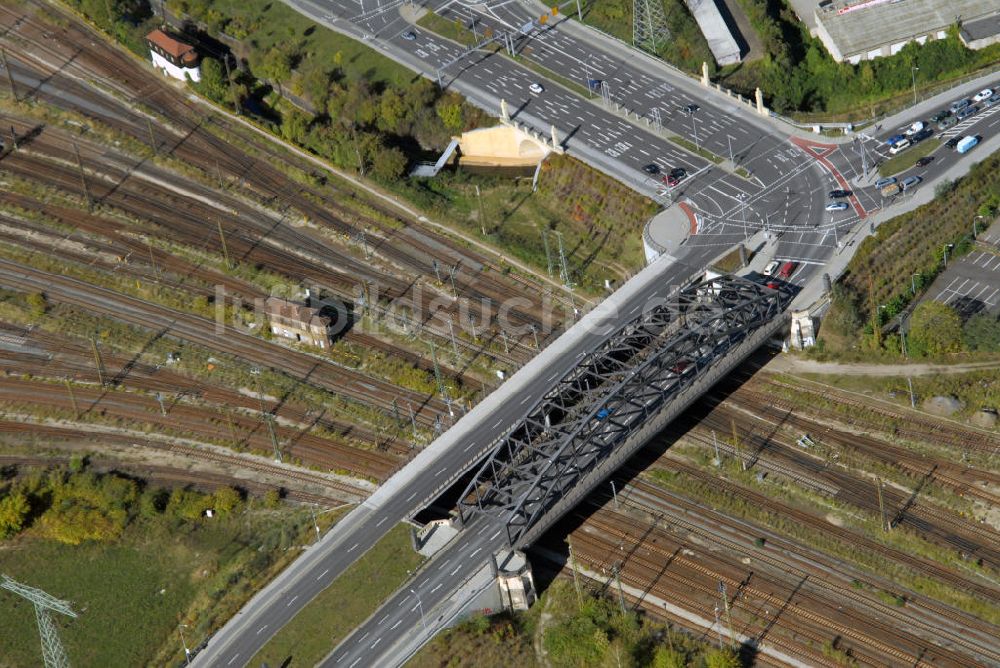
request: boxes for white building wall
[151,51,201,83]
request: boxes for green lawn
[878,138,941,177]
[173,0,417,86]
[251,523,425,666]
[0,505,329,667]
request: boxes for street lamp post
[911,66,919,105]
[974,214,985,239]
[911,273,920,295]
[178,624,192,666]
[943,243,954,267]
[686,107,699,150]
[738,193,748,242]
[410,588,428,635]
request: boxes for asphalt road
[192,250,722,667]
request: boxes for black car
[828,189,851,198]
[915,156,934,167]
[643,163,660,175]
[910,128,934,142]
[945,136,963,149]
[669,167,687,179]
[956,105,979,121]
[929,110,951,123]
[684,104,699,114]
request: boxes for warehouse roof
[816,0,993,58]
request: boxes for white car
[905,121,925,136]
[528,82,544,94]
[762,260,780,276]
[825,202,849,212]
[973,88,993,103]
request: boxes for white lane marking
[492,419,503,429]
[520,394,533,405]
[391,619,402,630]
[451,565,462,575]
[371,638,382,649]
[317,568,330,581]
[435,466,447,477]
[431,583,442,593]
[376,516,388,527]
[349,658,362,668]
[348,542,359,552]
[406,491,417,502]
[227,654,241,666]
[378,614,389,625]
[463,440,478,452]
[470,547,482,558]
[359,631,370,643]
[286,595,298,607]
[490,529,502,540]
[256,625,268,635]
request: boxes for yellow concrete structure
[455,115,562,167]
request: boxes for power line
[632,0,670,53]
[1,575,78,668]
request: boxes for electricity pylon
[1,574,78,668]
[633,0,670,53]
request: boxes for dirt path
[767,356,1000,377]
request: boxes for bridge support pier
[495,550,536,612]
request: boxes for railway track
[0,4,571,350]
[633,456,1000,612]
[744,378,1000,454]
[571,510,985,667]
[0,376,400,480]
[0,257,453,427]
[0,419,370,499]
[0,454,344,506]
[0,323,406,453]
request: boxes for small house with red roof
[146,29,201,83]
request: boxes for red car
[663,167,687,188]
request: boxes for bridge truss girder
[457,274,787,547]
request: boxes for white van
[889,139,910,155]
[905,121,925,136]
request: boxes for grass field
[0,501,333,667]
[174,0,417,87]
[878,138,941,177]
[250,523,425,667]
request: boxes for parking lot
[923,222,1000,318]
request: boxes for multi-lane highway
[193,0,1000,664]
[192,252,717,667]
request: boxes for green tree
[703,647,741,668]
[377,89,408,134]
[821,284,863,344]
[371,146,407,182]
[262,489,282,508]
[908,301,962,357]
[213,486,242,514]
[259,47,293,95]
[651,646,686,668]
[0,491,31,539]
[963,312,1000,351]
[435,97,464,132]
[281,109,310,144]
[26,292,47,319]
[196,57,229,103]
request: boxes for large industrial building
[813,0,999,63]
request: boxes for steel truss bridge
[457,273,790,548]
